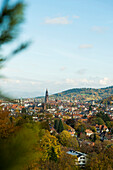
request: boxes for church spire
[45,89,49,103]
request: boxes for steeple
[45,89,49,103]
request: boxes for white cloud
[63,77,113,88]
[80,79,95,85]
[79,44,93,49]
[16,80,20,84]
[1,77,113,98]
[99,77,111,85]
[66,78,76,85]
[92,26,108,33]
[44,17,72,25]
[73,15,80,19]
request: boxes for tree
[41,132,61,162]
[104,145,113,159]
[40,120,50,131]
[89,105,92,111]
[93,133,97,142]
[76,123,86,133]
[80,143,93,154]
[59,130,79,149]
[58,152,78,170]
[96,112,111,123]
[90,126,96,132]
[59,130,71,146]
[0,122,43,170]
[40,152,78,170]
[0,0,30,99]
[63,122,71,130]
[95,117,105,125]
[106,121,113,131]
[57,119,64,133]
[66,119,75,128]
[0,109,15,139]
[89,117,105,125]
[54,119,59,132]
[86,152,113,170]
[22,108,26,113]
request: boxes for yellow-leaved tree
[41,131,61,162]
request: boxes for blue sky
[1,0,113,98]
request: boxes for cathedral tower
[45,89,49,103]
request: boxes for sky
[1,0,113,98]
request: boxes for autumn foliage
[0,108,15,139]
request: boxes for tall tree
[57,119,64,133]
[54,119,59,132]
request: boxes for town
[0,0,113,169]
[1,89,113,168]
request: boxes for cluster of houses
[1,96,113,120]
[0,95,113,167]
[1,95,113,138]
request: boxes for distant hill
[50,86,113,102]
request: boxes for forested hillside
[51,86,113,102]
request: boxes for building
[95,124,109,133]
[67,150,88,166]
[85,129,93,136]
[45,89,49,103]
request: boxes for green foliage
[53,86,113,102]
[76,123,86,133]
[96,112,111,123]
[0,122,42,170]
[15,114,33,126]
[22,108,26,113]
[57,119,64,133]
[46,104,51,109]
[40,120,50,131]
[96,117,105,125]
[106,121,113,130]
[0,1,24,44]
[90,126,96,132]
[89,105,92,111]
[59,130,71,146]
[93,133,97,142]
[89,117,105,125]
[66,119,75,128]
[0,0,29,63]
[59,130,79,149]
[63,122,71,130]
[54,119,59,131]
[78,124,86,133]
